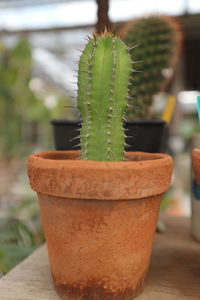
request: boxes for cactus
[122,15,182,119]
[77,32,132,161]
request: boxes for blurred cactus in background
[121,15,182,120]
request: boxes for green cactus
[77,32,132,161]
[122,15,182,119]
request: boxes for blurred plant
[0,39,73,159]
[0,197,44,276]
[121,15,182,120]
[0,39,49,159]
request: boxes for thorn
[106,148,112,153]
[132,60,143,64]
[132,69,142,73]
[126,103,133,108]
[72,144,81,148]
[69,136,80,142]
[79,70,90,74]
[128,44,141,51]
[125,143,131,148]
[106,139,112,144]
[78,61,90,66]
[77,48,84,53]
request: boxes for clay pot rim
[29,150,171,170]
[28,151,173,200]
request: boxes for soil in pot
[27,151,173,300]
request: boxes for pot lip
[27,151,173,200]
[192,148,200,155]
[28,150,172,170]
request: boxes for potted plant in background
[52,15,182,153]
[120,15,182,152]
[28,32,173,300]
[191,96,200,242]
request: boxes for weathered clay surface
[192,148,200,185]
[39,193,161,300]
[27,150,173,300]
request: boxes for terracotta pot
[192,148,200,185]
[27,151,173,300]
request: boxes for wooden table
[0,216,200,300]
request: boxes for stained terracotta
[27,151,173,300]
[192,148,200,185]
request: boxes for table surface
[0,216,200,300]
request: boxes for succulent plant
[77,32,132,161]
[122,15,182,120]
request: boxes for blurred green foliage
[0,197,44,277]
[0,38,73,276]
[0,38,72,159]
[0,39,47,158]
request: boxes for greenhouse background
[0,0,200,284]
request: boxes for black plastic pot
[51,119,168,153]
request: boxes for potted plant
[120,15,182,152]
[52,15,182,153]
[191,98,200,242]
[28,32,173,300]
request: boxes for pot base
[53,274,145,300]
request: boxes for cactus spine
[122,15,182,119]
[77,33,132,161]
